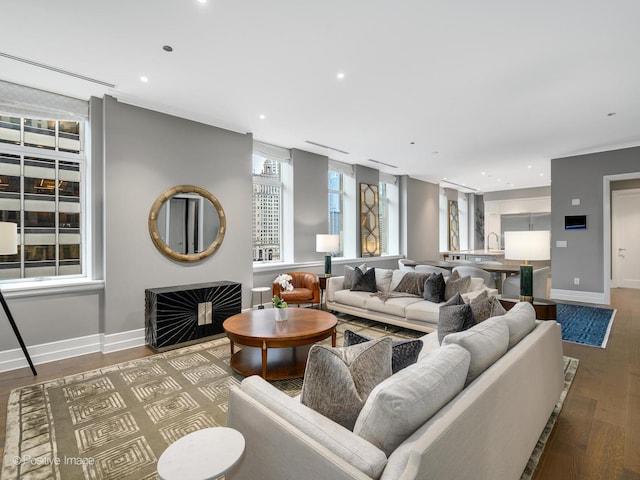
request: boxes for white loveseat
[227,303,565,480]
[326,268,498,333]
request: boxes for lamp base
[519,264,534,303]
[324,255,332,275]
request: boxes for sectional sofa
[325,268,499,333]
[227,302,565,480]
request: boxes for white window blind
[0,80,88,121]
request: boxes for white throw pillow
[501,301,536,348]
[375,268,394,293]
[353,344,470,456]
[442,316,509,385]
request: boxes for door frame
[603,173,640,304]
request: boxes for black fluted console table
[145,281,242,350]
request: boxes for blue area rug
[556,303,616,348]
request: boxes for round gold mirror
[148,185,226,262]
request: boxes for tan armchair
[272,272,320,307]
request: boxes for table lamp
[504,230,550,302]
[316,234,340,275]
[0,222,37,375]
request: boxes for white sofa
[325,269,498,333]
[227,302,565,480]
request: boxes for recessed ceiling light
[163,45,173,52]
[539,173,544,176]
[336,72,345,80]
[481,172,486,176]
[140,76,149,83]
[497,178,501,182]
[443,177,448,181]
[527,165,532,169]
[197,0,206,3]
[259,114,266,120]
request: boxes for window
[379,174,399,255]
[328,168,343,256]
[252,141,291,263]
[0,116,85,281]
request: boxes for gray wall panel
[292,149,329,262]
[406,178,440,261]
[551,146,640,294]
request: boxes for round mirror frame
[148,185,226,262]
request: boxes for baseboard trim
[0,328,147,373]
[550,289,607,305]
[100,328,146,354]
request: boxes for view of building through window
[0,116,84,281]
[252,154,282,262]
[328,169,343,255]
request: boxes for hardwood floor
[533,288,640,480]
[0,289,637,478]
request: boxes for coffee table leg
[332,327,336,347]
[261,341,267,378]
[229,340,235,356]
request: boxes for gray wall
[551,146,640,294]
[406,177,440,261]
[103,96,253,335]
[292,149,329,262]
[484,186,551,202]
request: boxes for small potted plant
[273,274,293,321]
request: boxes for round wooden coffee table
[223,308,337,380]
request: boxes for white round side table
[251,286,271,309]
[157,427,245,480]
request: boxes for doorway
[612,188,640,288]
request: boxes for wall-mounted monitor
[565,215,587,230]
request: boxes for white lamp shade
[504,231,550,261]
[316,234,340,253]
[0,222,18,255]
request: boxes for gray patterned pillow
[470,291,507,322]
[444,270,472,301]
[301,338,393,430]
[344,330,423,373]
[438,302,476,344]
[343,264,367,289]
[423,272,445,303]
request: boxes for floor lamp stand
[0,290,37,376]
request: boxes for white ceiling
[3,1,640,193]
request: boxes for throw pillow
[374,268,394,293]
[469,291,507,323]
[437,302,476,344]
[389,270,407,291]
[444,270,472,301]
[343,264,367,289]
[392,272,431,297]
[351,267,377,292]
[344,330,423,373]
[442,316,509,385]
[423,272,446,303]
[353,344,471,456]
[300,338,393,430]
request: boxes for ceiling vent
[367,158,398,169]
[305,140,349,155]
[441,179,479,192]
[0,52,116,88]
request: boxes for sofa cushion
[389,270,407,291]
[404,300,442,324]
[344,264,367,290]
[353,344,471,456]
[334,290,371,309]
[344,330,423,373]
[444,270,472,301]
[502,301,536,348]
[442,316,509,385]
[423,272,445,303]
[437,301,476,344]
[352,267,378,292]
[239,377,388,479]
[301,338,393,430]
[375,268,394,293]
[469,290,506,323]
[365,295,424,318]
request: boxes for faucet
[487,232,499,250]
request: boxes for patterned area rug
[1,315,577,480]
[556,303,616,348]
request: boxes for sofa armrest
[327,275,345,302]
[227,376,386,480]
